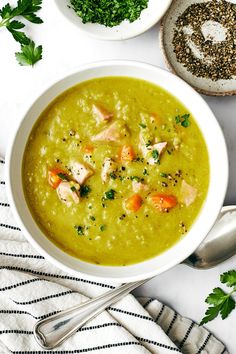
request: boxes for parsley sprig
[0,0,43,66]
[201,270,236,325]
[175,114,190,128]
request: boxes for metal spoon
[34,205,236,350]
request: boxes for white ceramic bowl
[6,61,228,283]
[55,0,173,40]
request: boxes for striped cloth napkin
[0,158,228,354]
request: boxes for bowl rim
[54,0,173,41]
[5,60,229,283]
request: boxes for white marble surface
[0,1,235,352]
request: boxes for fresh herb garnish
[104,189,116,200]
[15,41,42,66]
[201,270,236,325]
[74,225,84,236]
[70,0,149,27]
[0,0,43,65]
[160,172,168,178]
[130,176,142,182]
[57,173,69,181]
[175,114,190,128]
[109,172,117,180]
[70,186,77,192]
[145,140,152,147]
[152,149,160,164]
[90,215,96,221]
[143,168,149,176]
[80,185,91,197]
[139,123,147,129]
[99,224,106,232]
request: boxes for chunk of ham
[101,158,117,183]
[91,121,128,142]
[70,162,93,185]
[180,180,197,206]
[57,181,80,207]
[132,181,149,193]
[92,104,113,122]
[140,137,167,165]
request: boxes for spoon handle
[34,279,146,349]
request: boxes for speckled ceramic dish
[160,0,236,96]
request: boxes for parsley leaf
[201,270,236,325]
[175,114,190,128]
[15,41,42,65]
[220,270,236,288]
[74,225,84,236]
[139,123,147,129]
[80,185,91,197]
[57,172,69,181]
[0,0,43,65]
[104,189,116,200]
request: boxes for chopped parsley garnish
[130,176,144,182]
[99,224,106,232]
[57,173,69,181]
[139,123,147,129]
[104,189,116,200]
[152,149,159,160]
[80,185,91,197]
[109,172,117,180]
[143,168,149,176]
[74,225,84,236]
[175,114,190,128]
[145,140,152,147]
[152,149,160,164]
[70,0,149,28]
[70,186,77,192]
[160,172,168,178]
[89,216,96,221]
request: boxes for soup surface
[23,77,209,266]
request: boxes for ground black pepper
[172,0,236,81]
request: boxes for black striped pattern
[0,202,10,207]
[143,298,155,308]
[108,306,155,322]
[196,333,211,353]
[11,341,142,353]
[0,322,121,335]
[0,277,46,292]
[136,337,181,352]
[166,312,178,335]
[0,251,44,259]
[179,322,194,349]
[0,223,21,231]
[155,304,165,322]
[13,289,75,305]
[0,266,115,289]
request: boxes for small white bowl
[55,0,173,40]
[6,61,228,283]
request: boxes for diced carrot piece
[48,168,67,189]
[84,145,94,153]
[125,194,143,212]
[120,145,136,162]
[151,193,177,212]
